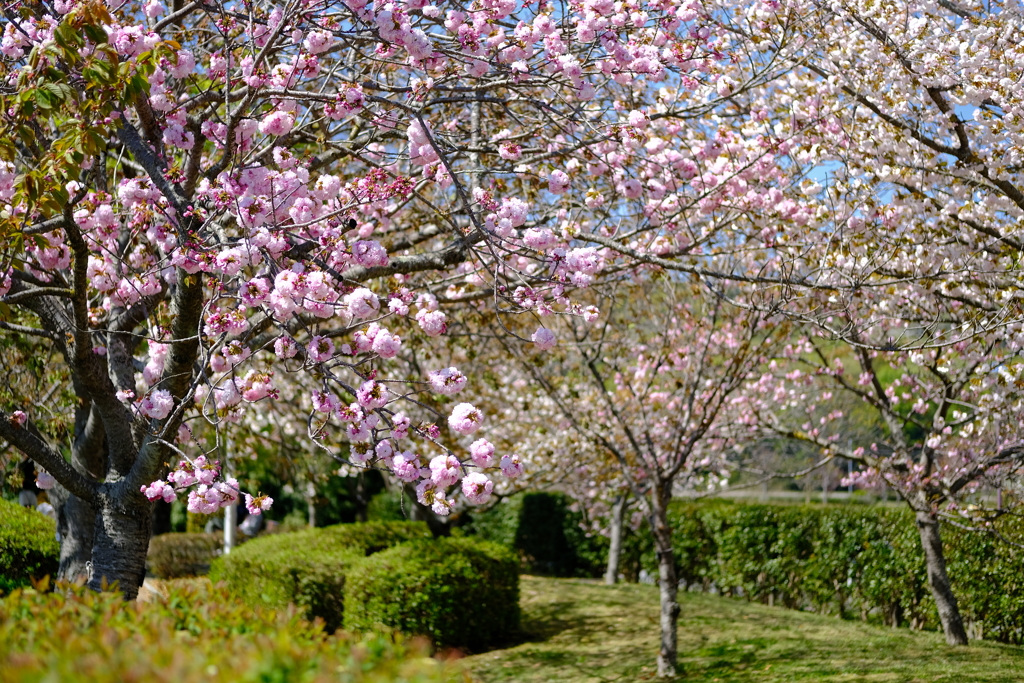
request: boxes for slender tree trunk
[649,484,680,677]
[915,510,968,645]
[605,494,626,585]
[87,491,153,600]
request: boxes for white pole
[223,435,237,553]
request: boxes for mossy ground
[462,576,1024,683]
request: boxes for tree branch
[0,411,99,501]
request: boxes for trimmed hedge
[344,537,520,651]
[0,580,453,683]
[0,498,59,594]
[147,533,222,578]
[640,502,1024,642]
[209,521,430,632]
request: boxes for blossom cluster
[140,455,271,516]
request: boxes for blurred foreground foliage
[0,579,455,683]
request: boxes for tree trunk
[915,510,968,645]
[55,409,107,584]
[649,484,680,677]
[605,494,626,585]
[87,491,153,600]
[51,484,97,583]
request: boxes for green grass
[462,576,1024,682]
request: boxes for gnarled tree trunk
[52,485,97,583]
[87,489,153,600]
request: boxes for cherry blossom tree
[696,0,1024,647]
[1,0,1022,669]
[744,326,1024,645]
[476,281,784,676]
[0,0,786,599]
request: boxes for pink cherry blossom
[429,454,461,487]
[141,480,176,503]
[532,327,557,350]
[312,390,341,413]
[244,493,274,515]
[307,335,335,363]
[448,403,483,435]
[461,472,493,504]
[469,438,496,467]
[428,366,467,395]
[371,330,402,358]
[259,111,295,136]
[415,309,447,336]
[548,170,570,194]
[500,453,524,479]
[139,389,174,420]
[356,380,390,409]
[390,452,421,482]
[345,288,379,319]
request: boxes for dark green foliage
[146,532,222,579]
[366,489,416,522]
[468,492,607,578]
[344,537,520,651]
[635,501,1024,643]
[209,521,430,632]
[515,493,574,575]
[0,498,59,594]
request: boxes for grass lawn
[462,576,1024,683]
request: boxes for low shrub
[209,521,429,632]
[344,537,519,652]
[0,498,59,594]
[0,580,453,683]
[147,533,222,579]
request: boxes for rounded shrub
[344,537,519,652]
[209,521,429,632]
[147,533,222,578]
[0,498,59,594]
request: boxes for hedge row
[0,498,59,594]
[210,521,519,649]
[147,532,223,579]
[0,579,453,683]
[209,521,431,632]
[639,502,1024,643]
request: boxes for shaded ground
[463,576,1024,682]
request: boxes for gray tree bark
[605,494,626,585]
[915,510,968,645]
[51,485,97,583]
[87,490,153,600]
[649,484,680,677]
